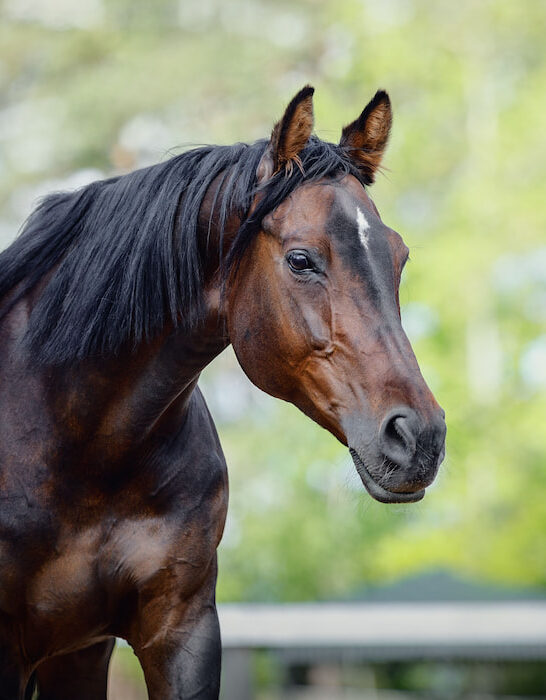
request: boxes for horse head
[226,87,446,503]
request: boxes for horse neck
[42,310,225,471]
[56,177,241,453]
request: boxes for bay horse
[0,86,446,699]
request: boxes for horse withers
[0,87,445,699]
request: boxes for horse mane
[0,136,362,365]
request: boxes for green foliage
[1,0,544,600]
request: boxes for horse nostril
[379,408,419,469]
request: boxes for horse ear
[257,86,315,181]
[339,90,392,185]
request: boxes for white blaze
[356,207,370,250]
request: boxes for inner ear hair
[340,90,392,185]
[271,85,315,173]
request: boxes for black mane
[0,136,361,364]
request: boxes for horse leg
[137,605,221,700]
[0,640,30,700]
[0,661,27,700]
[133,567,221,700]
[34,637,115,700]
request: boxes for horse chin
[349,448,426,504]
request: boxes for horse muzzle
[348,406,446,504]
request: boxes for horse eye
[287,251,313,272]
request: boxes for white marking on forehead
[356,207,370,250]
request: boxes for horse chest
[25,514,214,623]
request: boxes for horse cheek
[228,278,297,399]
[296,289,332,353]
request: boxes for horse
[0,86,446,699]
